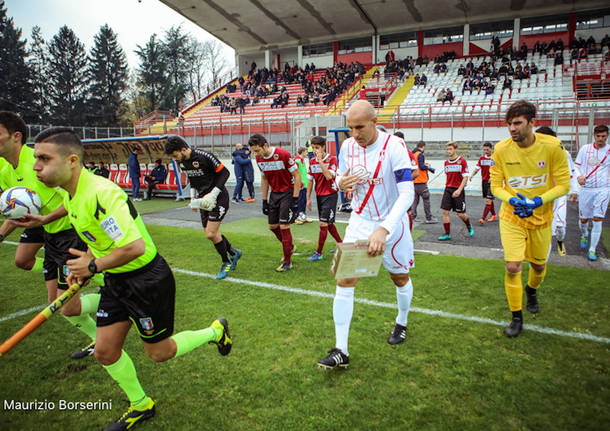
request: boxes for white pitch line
[0,305,45,323]
[172,267,610,344]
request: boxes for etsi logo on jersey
[508,174,548,189]
[100,216,124,241]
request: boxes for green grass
[220,217,425,244]
[0,225,608,431]
[132,198,188,214]
[603,227,610,256]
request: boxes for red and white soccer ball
[0,187,42,220]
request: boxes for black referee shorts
[43,228,87,286]
[199,187,230,228]
[19,227,45,244]
[269,190,293,225]
[98,254,175,344]
[316,193,338,223]
[440,187,467,213]
[482,180,494,200]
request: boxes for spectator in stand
[420,73,427,87]
[578,46,588,59]
[601,34,610,49]
[503,76,512,90]
[485,81,495,96]
[554,52,564,66]
[414,74,420,86]
[462,79,472,95]
[443,89,454,105]
[144,159,167,200]
[86,161,96,172]
[127,147,142,201]
[95,161,110,178]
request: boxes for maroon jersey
[307,154,338,196]
[476,155,494,181]
[256,146,298,192]
[444,156,468,188]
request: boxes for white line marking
[0,305,44,323]
[4,240,20,246]
[172,267,610,344]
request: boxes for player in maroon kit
[306,136,343,261]
[470,142,498,224]
[248,134,302,272]
[438,141,474,240]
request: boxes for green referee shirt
[64,169,157,273]
[0,145,71,233]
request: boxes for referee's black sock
[511,310,523,321]
[214,239,230,263]
[222,235,235,256]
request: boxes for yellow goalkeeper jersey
[490,132,570,229]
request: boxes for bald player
[317,101,416,369]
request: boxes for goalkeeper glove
[199,187,221,211]
[516,193,543,210]
[262,200,269,215]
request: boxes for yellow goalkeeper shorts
[499,219,551,265]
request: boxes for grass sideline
[0,225,608,431]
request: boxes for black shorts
[317,193,338,223]
[19,227,45,244]
[199,187,230,228]
[482,180,494,200]
[269,190,293,225]
[43,228,87,286]
[440,187,466,213]
[97,254,175,344]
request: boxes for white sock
[333,286,354,356]
[556,227,566,242]
[590,221,602,252]
[395,279,414,327]
[578,220,589,237]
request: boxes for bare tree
[201,39,228,90]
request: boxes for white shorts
[344,212,414,274]
[552,195,567,235]
[578,187,610,219]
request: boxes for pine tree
[135,34,169,113]
[88,24,128,126]
[0,1,33,119]
[162,25,190,113]
[47,25,89,125]
[27,25,49,123]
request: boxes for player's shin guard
[590,221,603,252]
[280,228,293,263]
[527,266,546,289]
[578,220,589,237]
[505,271,523,311]
[328,223,342,243]
[317,226,329,254]
[395,279,413,327]
[171,326,220,358]
[63,294,99,341]
[333,286,354,356]
[213,239,230,263]
[222,235,236,256]
[270,226,283,242]
[31,257,44,273]
[103,350,148,408]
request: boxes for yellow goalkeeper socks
[527,266,547,290]
[505,270,523,312]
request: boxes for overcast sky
[6,0,235,72]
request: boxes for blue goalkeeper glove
[516,193,543,210]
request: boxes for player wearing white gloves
[165,135,242,279]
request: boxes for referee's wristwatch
[88,259,99,274]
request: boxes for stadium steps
[326,65,379,116]
[377,75,414,122]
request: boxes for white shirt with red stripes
[574,143,610,189]
[338,131,413,223]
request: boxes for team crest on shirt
[537,160,546,168]
[192,161,200,168]
[273,154,279,160]
[351,165,370,185]
[140,317,155,334]
[588,156,599,166]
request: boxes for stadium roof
[160,0,608,53]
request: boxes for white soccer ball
[0,187,42,220]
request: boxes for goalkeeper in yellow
[490,100,570,338]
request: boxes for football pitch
[0,222,608,431]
